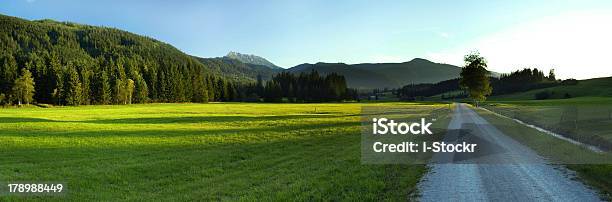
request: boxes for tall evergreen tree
[65,67,82,106]
[80,68,92,105]
[114,78,125,105]
[133,72,148,103]
[49,54,64,105]
[93,70,112,104]
[0,53,18,95]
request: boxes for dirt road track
[417,104,601,201]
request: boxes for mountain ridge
[192,55,282,83]
[225,51,282,70]
[195,53,502,89]
[285,58,474,89]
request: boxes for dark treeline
[397,78,462,100]
[239,71,357,102]
[397,68,564,100]
[490,68,557,95]
[0,14,240,105]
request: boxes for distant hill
[288,63,397,89]
[194,56,502,89]
[192,57,470,88]
[287,58,476,89]
[353,58,463,87]
[195,56,474,89]
[193,56,282,83]
[225,51,283,70]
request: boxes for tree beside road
[460,52,492,107]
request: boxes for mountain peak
[407,58,432,63]
[225,51,282,69]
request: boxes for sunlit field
[0,102,450,201]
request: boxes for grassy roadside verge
[480,97,612,150]
[472,106,612,199]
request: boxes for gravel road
[417,103,601,201]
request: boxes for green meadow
[0,103,450,201]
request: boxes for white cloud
[437,32,450,39]
[426,10,612,79]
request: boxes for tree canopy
[460,52,492,105]
[11,68,35,105]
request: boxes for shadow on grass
[84,114,359,124]
[0,114,361,124]
[0,117,63,123]
[0,120,359,138]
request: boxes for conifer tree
[65,67,82,106]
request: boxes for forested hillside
[225,51,282,70]
[194,56,282,83]
[0,14,238,105]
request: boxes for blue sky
[1,0,612,79]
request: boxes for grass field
[0,102,450,201]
